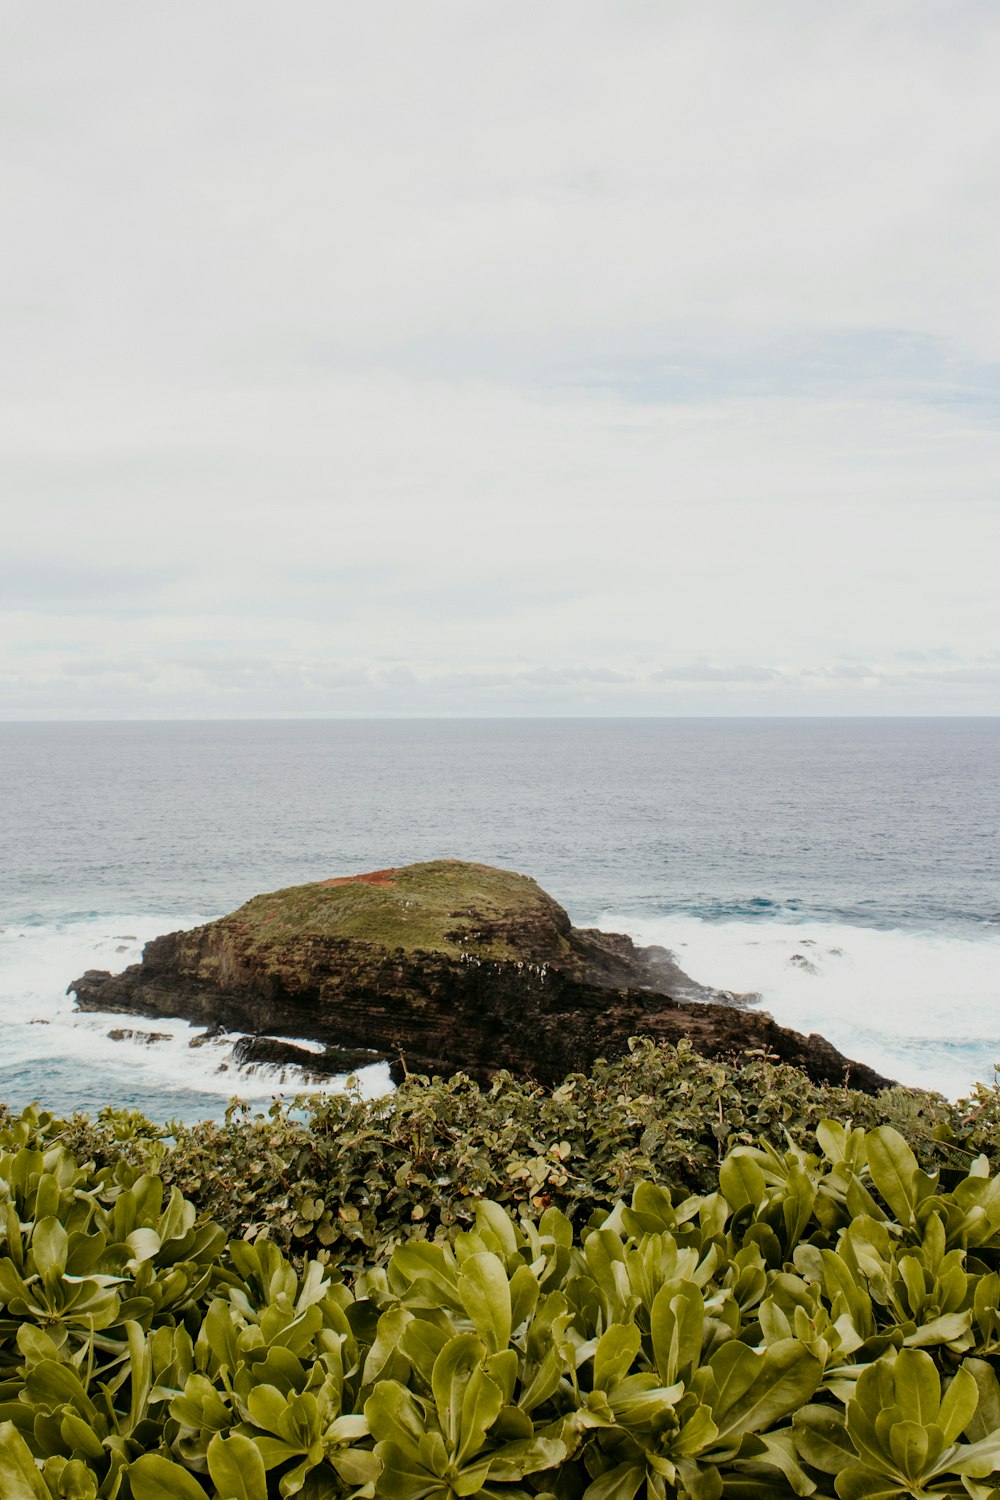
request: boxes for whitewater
[1,718,997,1118]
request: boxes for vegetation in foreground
[4,1041,1000,1498]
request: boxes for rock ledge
[69,860,892,1093]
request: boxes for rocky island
[70,859,891,1092]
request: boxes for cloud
[1,3,999,716]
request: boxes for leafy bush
[25,1040,982,1275]
[6,1071,1000,1497]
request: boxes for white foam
[0,914,392,1112]
[599,913,1000,1101]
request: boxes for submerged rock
[69,859,891,1093]
[106,1026,172,1045]
[229,1035,382,1077]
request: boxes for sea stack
[69,859,892,1092]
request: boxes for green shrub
[30,1040,984,1275]
[6,1074,1000,1498]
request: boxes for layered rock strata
[70,860,891,1093]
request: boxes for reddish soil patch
[319,867,398,889]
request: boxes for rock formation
[69,860,891,1093]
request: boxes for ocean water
[1,718,997,1119]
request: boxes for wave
[0,914,391,1122]
[598,911,1000,1101]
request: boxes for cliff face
[69,860,891,1093]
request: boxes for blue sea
[1,718,998,1120]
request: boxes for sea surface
[1,718,997,1120]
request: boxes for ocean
[1,718,997,1119]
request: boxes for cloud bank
[2,2,998,716]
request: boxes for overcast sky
[2,1,999,718]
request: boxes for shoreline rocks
[70,860,892,1094]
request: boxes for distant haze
[2,2,999,718]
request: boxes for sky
[2,1,999,718]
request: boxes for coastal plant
[9,1070,1000,1496]
[45,1039,982,1277]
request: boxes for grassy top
[229,859,568,959]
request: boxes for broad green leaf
[129,1453,210,1500]
[365,1380,426,1455]
[486,1435,567,1481]
[712,1341,822,1446]
[30,1216,68,1277]
[817,1121,850,1164]
[866,1128,921,1225]
[720,1153,767,1213]
[474,1200,519,1260]
[509,1263,540,1331]
[749,1428,818,1496]
[964,1359,1000,1444]
[836,1465,908,1500]
[431,1334,485,1452]
[651,1278,703,1385]
[939,1367,980,1446]
[891,1349,940,1429]
[368,1439,435,1500]
[400,1318,450,1388]
[792,1406,856,1476]
[0,1422,50,1500]
[887,1421,931,1483]
[207,1431,268,1500]
[593,1322,641,1391]
[949,1432,1000,1480]
[458,1252,512,1354]
[903,1312,972,1348]
[582,1460,647,1500]
[246,1384,290,1440]
[457,1363,504,1466]
[125,1227,161,1263]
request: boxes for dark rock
[68,860,893,1094]
[189,1024,228,1048]
[230,1035,382,1077]
[107,1027,172,1045]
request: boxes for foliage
[23,1040,984,1276]
[7,1067,1000,1496]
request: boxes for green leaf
[964,1360,1000,1444]
[887,1421,930,1484]
[711,1341,822,1446]
[373,1439,438,1499]
[891,1349,941,1429]
[651,1278,704,1385]
[835,1465,908,1500]
[30,1216,68,1278]
[486,1435,567,1481]
[749,1428,818,1496]
[720,1153,767,1213]
[792,1405,856,1476]
[129,1453,210,1500]
[458,1252,512,1354]
[582,1461,647,1500]
[432,1334,486,1453]
[866,1128,921,1225]
[939,1367,980,1446]
[457,1366,504,1467]
[0,1422,50,1500]
[246,1384,291,1441]
[949,1432,1000,1480]
[207,1431,269,1500]
[593,1323,641,1391]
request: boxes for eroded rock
[69,860,892,1093]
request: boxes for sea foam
[0,914,391,1121]
[600,912,1000,1101]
